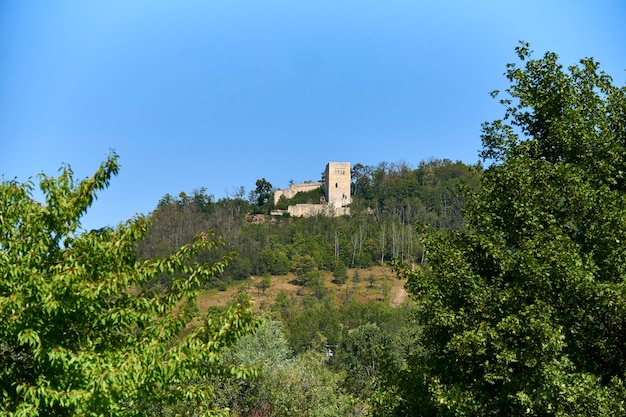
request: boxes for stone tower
[324,162,351,210]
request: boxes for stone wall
[273,182,322,205]
[279,204,349,217]
[272,162,351,217]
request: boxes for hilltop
[136,158,481,298]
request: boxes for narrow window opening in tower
[335,182,338,188]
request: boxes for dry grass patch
[195,265,407,313]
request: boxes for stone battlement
[273,182,322,205]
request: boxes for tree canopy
[0,154,259,416]
[397,42,626,415]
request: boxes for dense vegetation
[0,152,477,416]
[3,43,625,416]
[0,155,259,416]
[397,43,626,415]
[128,158,480,416]
[135,158,480,288]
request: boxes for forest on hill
[4,45,626,416]
[127,157,482,415]
[135,158,481,287]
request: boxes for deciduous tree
[252,178,273,212]
[0,154,259,416]
[398,43,626,415]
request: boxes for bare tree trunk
[358,224,364,268]
[406,224,412,265]
[401,221,405,263]
[380,223,386,265]
[391,223,399,260]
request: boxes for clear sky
[1,1,625,231]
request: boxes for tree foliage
[335,322,404,399]
[215,319,368,417]
[398,43,626,415]
[352,159,481,231]
[136,158,480,289]
[0,154,259,416]
[258,350,363,417]
[251,178,274,213]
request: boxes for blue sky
[1,1,625,231]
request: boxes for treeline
[210,295,418,416]
[135,158,481,286]
[351,159,480,230]
[131,159,479,415]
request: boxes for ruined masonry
[273,162,351,217]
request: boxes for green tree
[255,273,271,294]
[213,319,293,415]
[351,162,374,199]
[332,259,348,286]
[284,301,342,355]
[225,253,252,280]
[0,154,259,416]
[259,248,290,275]
[397,43,626,415]
[259,350,364,417]
[252,178,273,211]
[271,291,294,319]
[230,319,292,371]
[218,321,368,417]
[290,253,318,286]
[228,319,293,394]
[335,323,404,398]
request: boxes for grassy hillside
[196,265,407,312]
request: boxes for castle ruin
[272,162,351,217]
